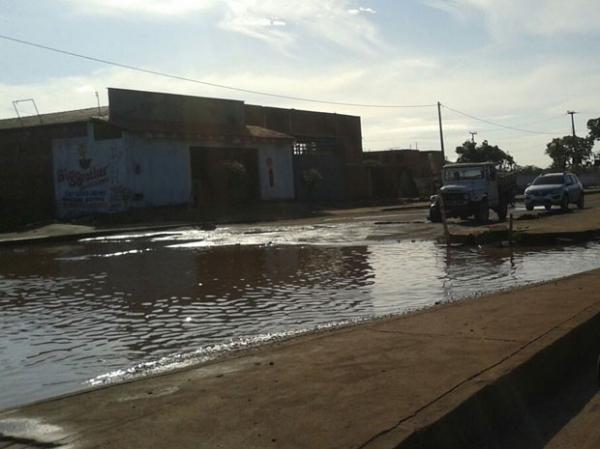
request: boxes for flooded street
[2,222,600,410]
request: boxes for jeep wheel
[545,203,552,212]
[497,200,508,222]
[560,194,569,211]
[578,193,585,209]
[597,353,600,387]
[429,206,442,223]
[525,202,534,211]
[476,200,489,223]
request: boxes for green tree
[515,165,543,176]
[545,135,594,169]
[588,117,600,141]
[455,140,516,171]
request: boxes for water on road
[2,222,600,410]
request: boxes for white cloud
[348,7,376,15]
[63,0,384,55]
[3,51,598,167]
[424,0,600,39]
[217,0,384,55]
[64,0,217,16]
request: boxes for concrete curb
[391,307,600,449]
[448,228,600,246]
[381,204,429,212]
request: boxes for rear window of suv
[533,175,565,185]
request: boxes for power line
[476,115,568,134]
[0,33,436,109]
[441,103,558,135]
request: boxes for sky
[1,0,600,167]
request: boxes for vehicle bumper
[524,193,562,206]
[443,202,478,217]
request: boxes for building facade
[0,89,299,223]
[0,88,443,226]
[363,149,444,199]
[245,104,365,202]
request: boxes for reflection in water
[1,228,600,410]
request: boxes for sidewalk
[2,269,599,449]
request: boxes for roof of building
[245,125,292,140]
[0,107,292,140]
[0,107,109,131]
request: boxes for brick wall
[0,123,87,228]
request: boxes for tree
[545,135,594,169]
[588,117,600,141]
[515,165,543,176]
[455,140,516,171]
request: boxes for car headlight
[430,195,438,202]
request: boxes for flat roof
[0,107,108,131]
[0,89,351,136]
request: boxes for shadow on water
[1,225,600,410]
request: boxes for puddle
[0,417,66,447]
[2,224,600,410]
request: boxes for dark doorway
[190,147,259,207]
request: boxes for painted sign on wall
[53,137,127,218]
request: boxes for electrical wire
[0,33,436,109]
[2,33,592,137]
[441,103,559,135]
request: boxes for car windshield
[533,175,564,186]
[444,167,484,181]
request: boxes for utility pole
[437,101,446,161]
[567,111,577,137]
[469,131,478,143]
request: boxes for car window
[532,175,564,185]
[444,167,484,181]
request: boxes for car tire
[477,199,489,223]
[545,203,552,211]
[561,194,569,211]
[525,203,534,211]
[429,206,442,223]
[597,353,600,388]
[578,192,585,209]
[497,200,508,222]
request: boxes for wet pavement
[2,221,600,410]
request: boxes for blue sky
[1,0,599,166]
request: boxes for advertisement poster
[53,137,127,218]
